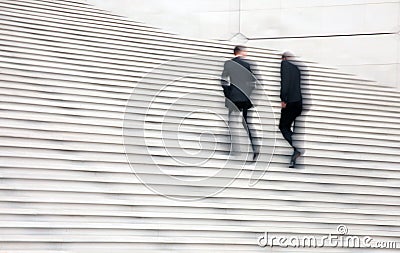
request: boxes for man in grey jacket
[221,46,259,160]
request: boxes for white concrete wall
[86,0,241,40]
[86,0,400,89]
[241,0,400,89]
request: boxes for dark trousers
[228,107,257,153]
[279,101,302,150]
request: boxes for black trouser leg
[279,101,302,150]
[242,108,257,153]
[228,109,233,125]
[227,109,234,151]
[279,110,294,148]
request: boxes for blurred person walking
[279,51,303,168]
[221,46,259,161]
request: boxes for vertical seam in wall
[238,0,241,34]
[397,1,400,89]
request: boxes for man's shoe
[289,150,301,168]
[252,152,259,161]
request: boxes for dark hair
[234,45,246,55]
[282,51,294,59]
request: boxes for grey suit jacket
[221,57,257,109]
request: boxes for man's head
[234,45,247,57]
[282,51,295,61]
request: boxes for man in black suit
[221,46,259,160]
[279,51,303,168]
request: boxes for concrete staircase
[0,0,399,252]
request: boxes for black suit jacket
[221,57,257,109]
[280,60,302,103]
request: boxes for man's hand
[281,102,287,109]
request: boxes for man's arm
[221,61,230,97]
[249,61,261,87]
[221,61,230,85]
[280,61,290,104]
